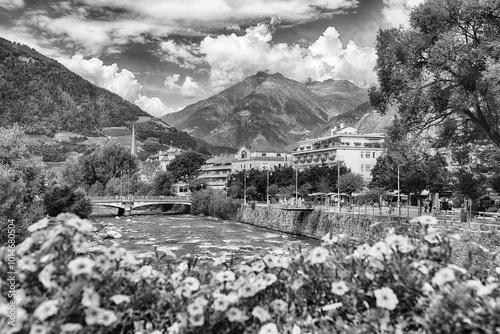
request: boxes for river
[90,208,319,263]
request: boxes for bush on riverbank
[190,189,241,221]
[1,214,500,334]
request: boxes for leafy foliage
[167,151,207,181]
[369,0,500,147]
[43,185,93,218]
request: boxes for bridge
[90,196,192,216]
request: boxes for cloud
[164,74,204,98]
[135,95,175,117]
[157,40,203,69]
[382,0,425,28]
[0,0,24,10]
[58,54,174,116]
[199,23,377,91]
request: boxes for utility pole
[244,170,247,205]
[397,165,401,217]
[295,168,298,203]
[266,168,270,205]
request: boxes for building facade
[232,146,290,172]
[198,155,234,190]
[146,147,185,171]
[291,126,385,182]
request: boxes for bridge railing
[90,196,191,202]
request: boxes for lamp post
[397,165,401,217]
[337,156,344,212]
[243,170,247,205]
[295,168,298,203]
[266,167,270,205]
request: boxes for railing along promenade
[90,195,191,216]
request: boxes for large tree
[167,151,206,181]
[369,0,500,147]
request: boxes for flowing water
[90,208,319,263]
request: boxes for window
[262,153,267,156]
[241,150,247,159]
[277,153,281,156]
[361,165,364,171]
[373,152,376,158]
[365,152,371,158]
[365,165,371,171]
[361,151,364,158]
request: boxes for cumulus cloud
[164,74,204,98]
[382,0,425,28]
[0,0,24,10]
[200,23,377,91]
[135,95,175,117]
[157,40,203,69]
[58,55,174,116]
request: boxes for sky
[0,0,425,117]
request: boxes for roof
[205,155,234,164]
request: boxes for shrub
[1,215,499,334]
[43,185,93,218]
[191,189,241,221]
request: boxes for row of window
[361,151,377,158]
[240,151,283,159]
[361,165,371,172]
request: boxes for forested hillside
[0,37,147,136]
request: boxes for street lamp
[295,167,298,203]
[397,165,401,217]
[266,167,270,205]
[243,169,247,205]
[337,156,344,212]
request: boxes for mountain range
[0,37,231,156]
[163,71,393,151]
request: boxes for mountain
[0,37,232,156]
[162,71,370,151]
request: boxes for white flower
[421,282,435,295]
[63,214,93,233]
[213,253,227,266]
[431,268,455,286]
[275,257,290,269]
[374,287,398,310]
[353,243,371,259]
[29,324,49,334]
[263,254,279,268]
[102,246,125,261]
[38,263,56,290]
[226,307,249,322]
[110,294,131,305]
[239,282,258,298]
[251,261,266,272]
[189,314,204,327]
[226,276,245,290]
[271,299,288,315]
[182,277,200,291]
[67,257,94,277]
[385,235,413,253]
[187,302,205,316]
[213,297,230,312]
[308,247,329,264]
[16,237,34,256]
[410,215,438,225]
[85,307,101,325]
[215,270,236,283]
[94,255,113,271]
[60,323,83,333]
[18,257,37,272]
[97,308,118,326]
[322,302,342,311]
[33,299,58,321]
[131,265,153,282]
[238,264,252,275]
[259,322,279,334]
[331,281,349,296]
[370,241,391,260]
[321,232,338,245]
[72,234,89,253]
[252,306,271,322]
[28,218,49,232]
[81,286,100,308]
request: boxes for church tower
[131,123,137,156]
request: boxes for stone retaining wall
[239,206,396,240]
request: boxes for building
[198,155,234,190]
[146,147,185,171]
[291,126,385,182]
[232,145,290,172]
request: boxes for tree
[43,185,93,218]
[152,171,175,196]
[454,168,483,201]
[369,0,500,147]
[338,173,364,196]
[167,151,206,181]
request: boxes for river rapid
[90,208,319,263]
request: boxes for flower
[308,247,329,265]
[16,237,33,256]
[410,215,438,225]
[252,261,266,272]
[322,302,342,311]
[259,322,279,334]
[98,309,118,326]
[291,278,304,291]
[102,246,125,261]
[275,257,290,269]
[33,299,58,321]
[72,234,89,253]
[110,294,131,305]
[60,323,83,333]
[67,257,95,277]
[189,314,204,327]
[85,307,101,325]
[331,281,349,296]
[182,277,200,291]
[213,297,230,312]
[385,235,413,253]
[81,286,100,308]
[94,255,113,271]
[187,302,205,316]
[353,243,371,259]
[239,282,258,298]
[271,299,288,315]
[28,218,49,232]
[226,277,245,290]
[226,307,248,322]
[63,214,93,233]
[431,268,455,286]
[369,241,391,260]
[252,306,271,322]
[215,270,236,283]
[131,265,153,282]
[38,263,56,290]
[238,264,252,275]
[263,254,279,268]
[29,324,49,334]
[374,287,399,310]
[18,257,37,272]
[213,253,227,266]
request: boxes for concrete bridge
[90,196,192,216]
